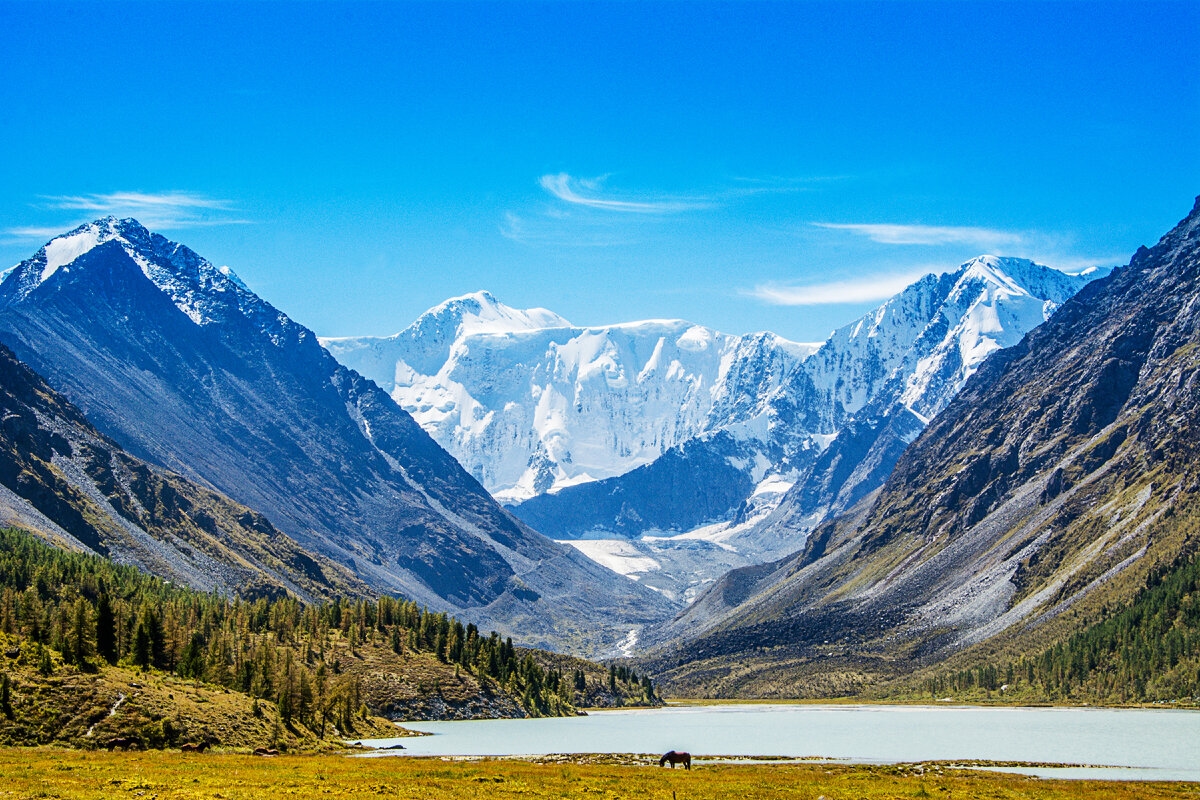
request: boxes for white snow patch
[676,324,714,352]
[810,432,838,451]
[42,227,102,282]
[642,520,743,550]
[752,474,795,497]
[616,628,639,658]
[559,539,661,576]
[217,264,249,290]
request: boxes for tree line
[923,549,1200,703]
[0,527,656,734]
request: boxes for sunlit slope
[644,197,1200,697]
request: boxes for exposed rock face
[0,219,672,655]
[640,198,1200,693]
[0,342,363,602]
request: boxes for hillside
[640,197,1200,701]
[0,341,363,603]
[0,526,658,750]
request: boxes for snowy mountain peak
[12,217,130,292]
[325,255,1109,512]
[412,290,572,339]
[958,255,1032,294]
[955,255,1096,305]
[0,218,302,345]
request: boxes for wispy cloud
[499,211,635,247]
[539,173,713,214]
[1029,253,1127,273]
[47,191,235,213]
[812,220,1128,273]
[4,226,75,240]
[747,272,928,306]
[814,222,1026,249]
[2,191,251,241]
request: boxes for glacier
[324,257,1107,603]
[323,291,821,503]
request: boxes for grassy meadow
[0,749,1195,800]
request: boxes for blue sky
[1,1,1197,342]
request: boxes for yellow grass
[0,748,1193,800]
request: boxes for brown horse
[104,736,141,751]
[659,750,691,769]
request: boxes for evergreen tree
[95,593,116,664]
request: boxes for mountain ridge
[501,256,1103,601]
[0,218,672,656]
[638,197,1200,696]
[0,341,363,603]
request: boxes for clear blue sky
[2,1,1197,342]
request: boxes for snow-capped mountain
[324,258,1103,603]
[0,218,673,655]
[641,198,1200,686]
[805,255,1104,425]
[330,257,1101,522]
[5,216,272,330]
[512,257,1105,601]
[323,292,820,503]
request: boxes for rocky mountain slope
[0,219,672,655]
[0,342,363,603]
[640,198,1200,696]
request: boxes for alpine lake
[356,702,1200,782]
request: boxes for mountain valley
[0,219,671,657]
[331,257,1105,603]
[637,197,1200,702]
[0,197,1197,720]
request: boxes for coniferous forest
[0,527,657,750]
[920,549,1200,704]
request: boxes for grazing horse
[659,750,691,769]
[180,741,209,753]
[104,736,140,751]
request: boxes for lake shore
[365,701,1200,780]
[0,747,1193,799]
[658,696,1200,710]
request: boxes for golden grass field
[0,749,1195,800]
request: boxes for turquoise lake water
[356,703,1200,781]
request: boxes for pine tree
[95,593,116,664]
[0,672,12,719]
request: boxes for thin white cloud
[1024,253,1127,274]
[747,272,928,306]
[814,222,1026,249]
[3,226,74,240]
[8,191,253,235]
[47,191,235,213]
[539,173,712,214]
[499,211,634,248]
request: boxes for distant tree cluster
[0,528,653,727]
[606,664,655,704]
[925,550,1200,703]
